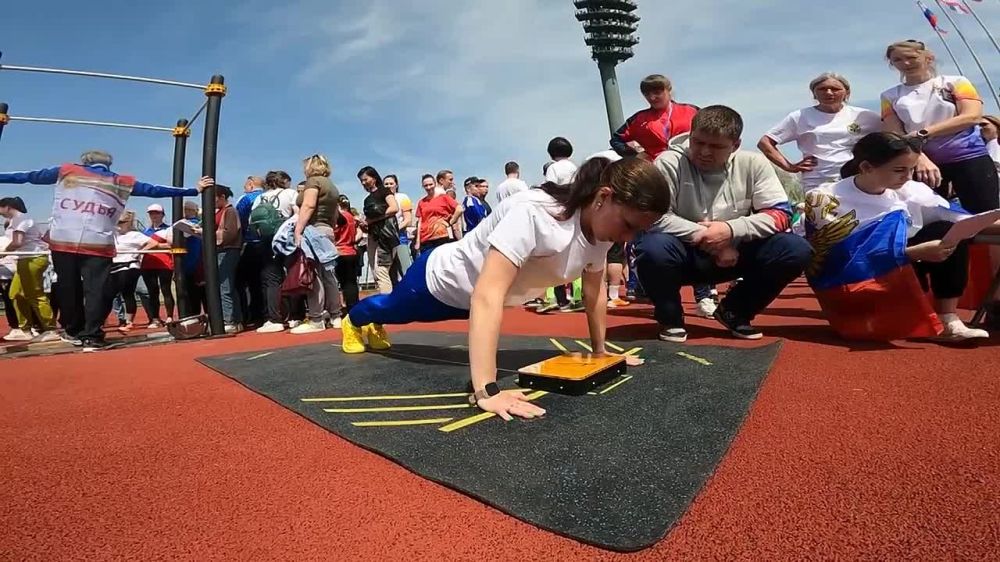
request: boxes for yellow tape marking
[574,340,593,352]
[324,404,471,414]
[605,342,625,352]
[438,391,548,433]
[624,347,643,356]
[676,352,713,366]
[549,338,568,352]
[352,418,454,428]
[302,389,531,403]
[599,375,633,395]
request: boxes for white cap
[147,204,165,213]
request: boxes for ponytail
[538,156,670,219]
[839,158,861,179]
[538,156,613,218]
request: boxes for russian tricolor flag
[807,210,943,341]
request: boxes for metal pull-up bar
[0,51,205,90]
[0,55,229,338]
[6,116,174,133]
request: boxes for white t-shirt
[113,230,152,267]
[426,189,611,309]
[766,105,881,191]
[807,178,963,239]
[252,188,297,218]
[880,75,986,164]
[394,192,415,240]
[9,213,48,258]
[495,177,529,202]
[0,233,15,279]
[544,159,578,186]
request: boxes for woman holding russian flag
[805,132,997,342]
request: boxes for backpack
[249,193,284,239]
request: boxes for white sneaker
[30,328,41,337]
[147,320,163,329]
[290,320,326,335]
[33,330,62,343]
[224,324,240,334]
[3,329,33,341]
[330,317,342,329]
[695,298,718,318]
[288,320,303,329]
[255,321,286,334]
[936,318,990,341]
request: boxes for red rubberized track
[2,283,998,560]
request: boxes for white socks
[608,284,620,301]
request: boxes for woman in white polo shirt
[0,197,58,342]
[340,156,670,420]
[758,72,881,193]
[108,211,159,332]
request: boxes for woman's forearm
[581,271,607,354]
[926,113,984,138]
[468,291,504,392]
[296,204,316,236]
[757,137,794,172]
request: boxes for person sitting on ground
[635,105,813,342]
[806,132,997,341]
[0,150,212,350]
[339,156,668,421]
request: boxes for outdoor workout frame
[0,52,227,336]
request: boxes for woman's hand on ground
[477,390,546,421]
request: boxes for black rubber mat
[197,332,780,551]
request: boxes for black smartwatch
[469,382,500,405]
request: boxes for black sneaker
[658,326,688,343]
[713,306,763,340]
[81,338,110,352]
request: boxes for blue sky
[2,0,999,223]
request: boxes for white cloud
[236,0,1000,199]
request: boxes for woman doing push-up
[341,156,671,420]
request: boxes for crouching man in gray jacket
[635,105,812,342]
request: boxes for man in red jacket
[611,74,699,160]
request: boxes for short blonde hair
[303,154,331,178]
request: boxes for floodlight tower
[574,0,639,135]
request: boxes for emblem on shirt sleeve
[847,122,862,134]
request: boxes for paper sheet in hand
[171,219,200,238]
[942,209,1000,246]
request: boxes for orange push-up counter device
[517,353,627,395]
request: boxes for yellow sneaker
[340,316,366,354]
[364,323,391,350]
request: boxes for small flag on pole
[917,1,949,33]
[940,0,972,13]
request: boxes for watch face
[485,382,500,396]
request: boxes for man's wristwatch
[469,382,500,405]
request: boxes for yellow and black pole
[0,102,9,142]
[171,118,192,318]
[200,75,226,335]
